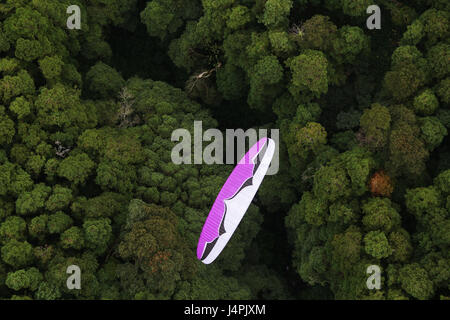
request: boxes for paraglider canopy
[197,137,276,264]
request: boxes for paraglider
[197,137,276,264]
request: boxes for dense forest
[0,0,449,300]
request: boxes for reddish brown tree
[370,170,394,197]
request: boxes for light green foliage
[419,9,449,45]
[361,198,401,233]
[0,0,447,301]
[9,96,32,119]
[434,169,450,194]
[0,106,15,145]
[58,153,95,185]
[3,7,49,42]
[405,173,449,256]
[1,239,34,269]
[0,70,35,103]
[287,50,329,97]
[399,264,434,300]
[384,46,429,101]
[24,152,46,176]
[47,212,73,234]
[261,0,293,28]
[35,281,61,300]
[436,77,450,104]
[360,104,391,150]
[39,55,64,80]
[0,58,21,75]
[28,215,48,240]
[83,218,112,255]
[388,229,413,263]
[292,192,328,226]
[364,231,392,259]
[0,216,26,244]
[413,89,439,115]
[269,30,294,55]
[227,5,252,30]
[45,185,73,212]
[60,227,85,250]
[15,38,49,62]
[341,0,371,17]
[15,183,51,215]
[295,122,328,157]
[141,0,181,39]
[401,20,424,45]
[0,162,33,197]
[405,186,442,217]
[332,26,369,64]
[427,43,450,79]
[419,117,448,151]
[6,267,43,291]
[35,84,91,129]
[313,165,350,203]
[253,55,284,85]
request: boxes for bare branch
[55,140,71,158]
[117,87,140,128]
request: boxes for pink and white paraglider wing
[197,137,276,264]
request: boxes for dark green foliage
[86,62,125,99]
[0,0,447,301]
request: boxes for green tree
[331,26,369,64]
[0,106,15,145]
[118,200,196,297]
[413,89,439,115]
[364,231,392,259]
[361,198,401,233]
[297,15,337,51]
[57,153,95,185]
[60,227,85,250]
[85,62,125,99]
[0,216,27,244]
[45,185,73,212]
[261,0,293,28]
[83,218,112,255]
[47,212,73,235]
[5,267,43,291]
[384,46,429,101]
[15,183,51,216]
[399,264,434,300]
[38,55,64,80]
[1,239,34,269]
[419,117,448,151]
[359,104,391,151]
[286,50,329,97]
[28,215,48,240]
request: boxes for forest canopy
[0,0,448,300]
